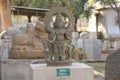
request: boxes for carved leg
[54,45,59,60]
[49,47,53,60]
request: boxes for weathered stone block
[82,39,101,61]
[9,22,48,59]
[0,59,45,80]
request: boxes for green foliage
[84,7,93,21]
[79,48,82,52]
[29,0,55,8]
[11,0,55,8]
[61,0,88,20]
[11,0,32,7]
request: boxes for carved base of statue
[46,59,73,66]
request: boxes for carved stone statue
[44,6,75,66]
[9,22,48,59]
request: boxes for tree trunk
[27,15,32,22]
[0,14,2,32]
[0,0,11,31]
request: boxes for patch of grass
[86,62,105,74]
[78,61,106,74]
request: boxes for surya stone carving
[44,6,75,66]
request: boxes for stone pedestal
[0,59,45,80]
[30,63,93,80]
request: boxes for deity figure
[53,14,66,60]
[44,6,75,66]
[45,13,73,61]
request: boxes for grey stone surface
[72,32,79,48]
[105,49,120,80]
[79,32,89,39]
[89,32,97,39]
[103,40,110,49]
[72,38,78,48]
[77,39,84,48]
[0,38,12,61]
[114,40,119,50]
[82,39,101,61]
[0,59,45,80]
[72,32,79,38]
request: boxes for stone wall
[83,39,101,61]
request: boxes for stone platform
[30,63,93,80]
[0,59,45,80]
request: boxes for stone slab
[89,32,97,39]
[108,26,120,36]
[0,39,12,61]
[30,63,93,80]
[82,39,101,61]
[0,59,45,80]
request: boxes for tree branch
[107,0,118,12]
[112,0,119,11]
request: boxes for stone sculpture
[44,6,75,66]
[9,22,48,59]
